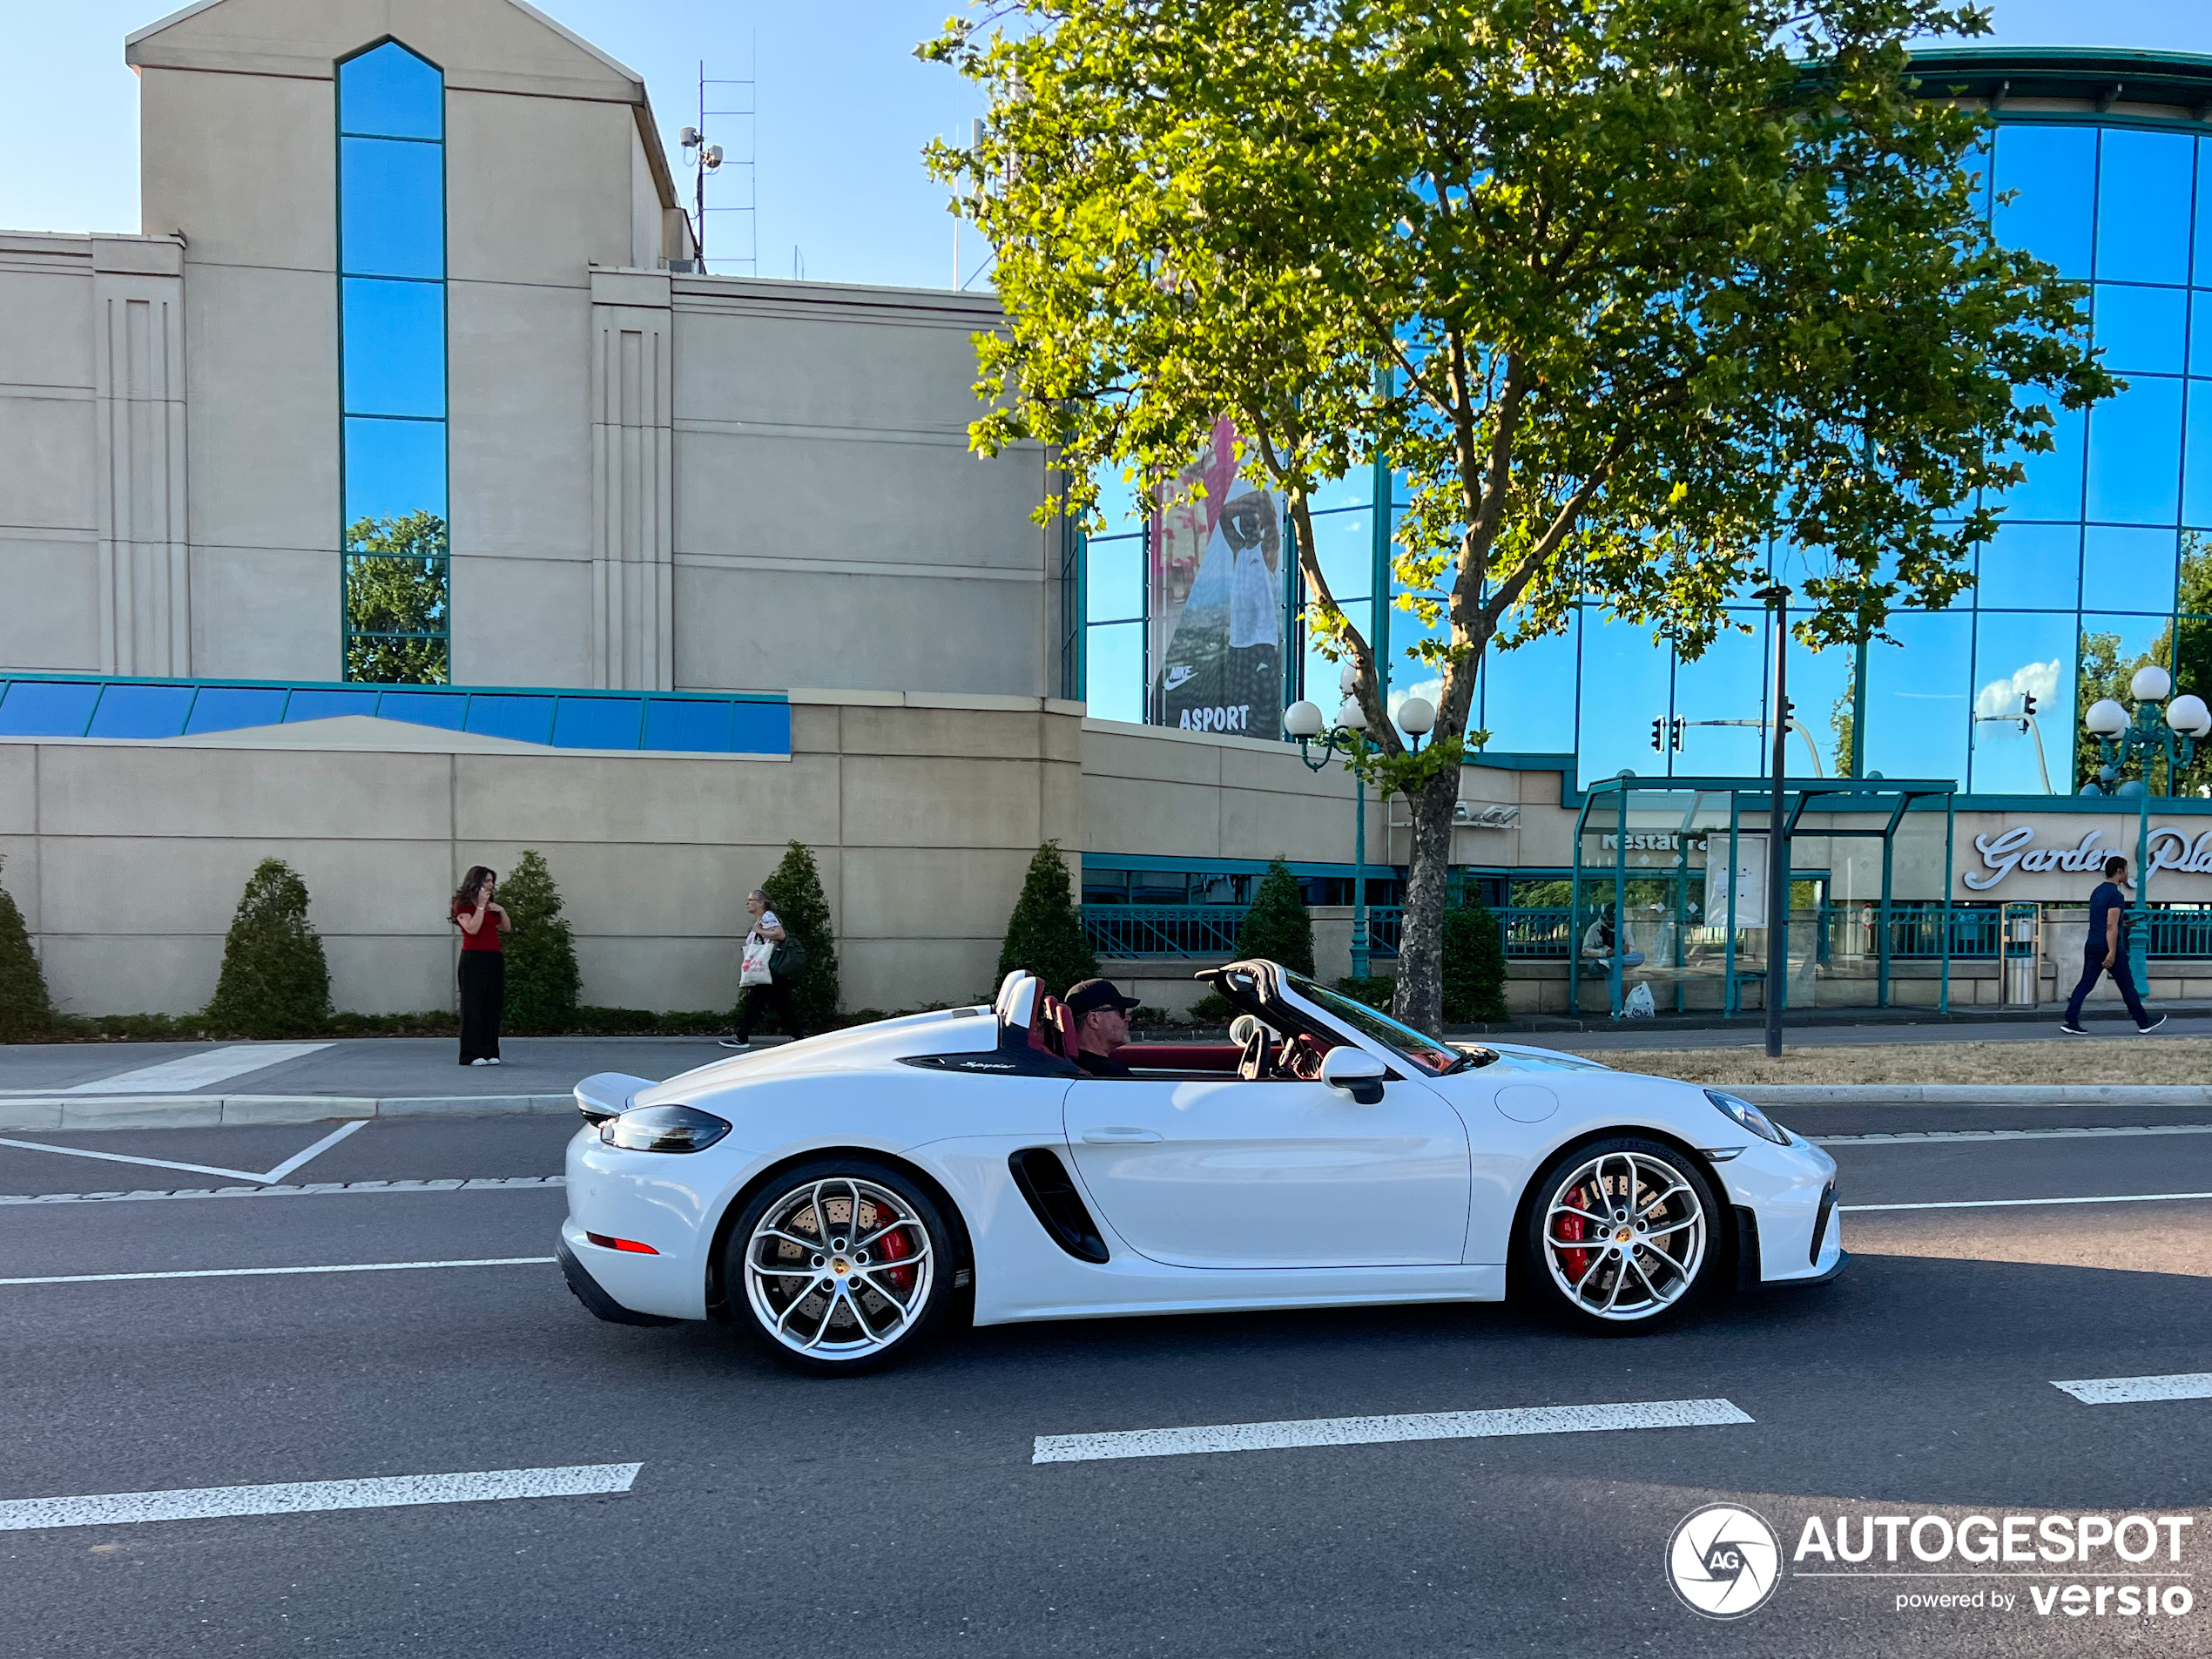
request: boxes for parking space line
[258,1119,367,1182]
[0,1177,565,1206]
[0,1462,641,1532]
[2053,1372,2212,1406]
[1843,1191,2212,1213]
[1032,1398,1752,1465]
[0,1257,556,1286]
[0,1136,267,1183]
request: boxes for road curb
[0,1093,574,1132]
[1732,1084,2212,1106]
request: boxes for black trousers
[2065,945,2149,1028]
[733,977,804,1042]
[458,951,505,1062]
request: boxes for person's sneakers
[485,1056,502,1065]
[718,1039,752,1051]
[2058,1023,2087,1035]
[469,1056,491,1065]
[2137,1015,2168,1034]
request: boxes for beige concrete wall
[0,691,1081,1020]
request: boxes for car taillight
[585,1232,658,1254]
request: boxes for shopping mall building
[3,3,2210,1019]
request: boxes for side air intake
[1008,1148,1110,1263]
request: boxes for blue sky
[0,0,2202,293]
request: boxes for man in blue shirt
[2060,855,2165,1035]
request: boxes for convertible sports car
[559,961,1842,1373]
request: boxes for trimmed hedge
[996,840,1098,999]
[1234,858,1316,976]
[762,840,841,1031]
[1442,900,1511,1024]
[500,850,581,1032]
[204,859,332,1038]
[0,854,53,1039]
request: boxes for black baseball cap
[1064,978,1142,1018]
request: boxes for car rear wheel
[725,1159,953,1374]
[1519,1138,1718,1334]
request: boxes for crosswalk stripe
[0,1462,640,1532]
[2053,1372,2212,1406]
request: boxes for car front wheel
[725,1159,954,1374]
[1520,1138,1719,1334]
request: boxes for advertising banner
[1149,416,1285,737]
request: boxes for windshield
[1285,972,1468,1077]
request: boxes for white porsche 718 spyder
[559,961,1842,1373]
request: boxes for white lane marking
[258,1118,367,1182]
[0,1462,640,1533]
[1814,1124,2212,1146]
[0,1177,564,1206]
[58,1044,332,1096]
[0,1135,267,1183]
[2053,1372,2212,1406]
[1031,1398,1753,1465]
[1844,1191,2212,1213]
[0,1257,555,1286]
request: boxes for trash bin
[2003,902,2040,1007]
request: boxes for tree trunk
[1392,759,1464,1036]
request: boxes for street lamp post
[1750,584,1792,1060]
[1283,685,1433,982]
[2081,666,2209,986]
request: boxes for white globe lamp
[1282,699,1325,739]
[2131,664,2174,704]
[1339,660,1361,698]
[1396,696,1437,738]
[1336,698,1368,732]
[2168,692,2212,738]
[2084,698,2129,738]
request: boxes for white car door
[1063,1073,1471,1269]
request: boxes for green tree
[927,0,2111,1031]
[1234,858,1316,976]
[346,509,449,685]
[1440,900,1509,1026]
[997,841,1099,998]
[205,859,331,1037]
[761,840,841,1031]
[499,850,580,1032]
[0,853,54,1040]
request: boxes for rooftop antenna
[682,41,758,274]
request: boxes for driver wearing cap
[1063,978,1142,1076]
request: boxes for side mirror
[1319,1046,1387,1104]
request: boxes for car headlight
[1703,1089,1791,1146]
[600,1103,732,1153]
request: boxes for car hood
[1469,1041,1621,1075]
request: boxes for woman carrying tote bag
[721,887,806,1051]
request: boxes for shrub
[1188,991,1234,1027]
[1234,858,1315,975]
[1335,974,1397,1013]
[204,859,331,1037]
[0,855,54,1040]
[1441,900,1511,1025]
[761,840,841,1032]
[997,840,1098,999]
[499,850,581,1032]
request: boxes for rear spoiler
[574,1071,655,1124]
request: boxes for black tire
[1515,1137,1721,1335]
[722,1158,955,1375]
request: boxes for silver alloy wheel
[742,1175,935,1362]
[1541,1150,1707,1323]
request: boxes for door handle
[1081,1128,1163,1143]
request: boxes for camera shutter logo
[1668,1503,1783,1619]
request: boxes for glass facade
[1078,113,2212,799]
[337,41,450,684]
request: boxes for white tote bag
[739,931,773,988]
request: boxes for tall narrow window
[337,41,448,683]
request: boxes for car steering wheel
[1230,1014,1276,1082]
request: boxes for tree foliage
[1234,858,1316,976]
[499,849,581,1032]
[346,509,449,685]
[1440,899,1509,1025]
[997,841,1099,998]
[762,840,842,1030]
[205,859,331,1037]
[0,854,54,1040]
[925,0,2112,1031]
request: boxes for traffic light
[1671,717,1686,752]
[2022,692,2038,718]
[1651,717,1666,752]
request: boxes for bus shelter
[1570,776,1959,1020]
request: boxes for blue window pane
[464,695,555,745]
[1671,616,1769,777]
[2198,136,2212,287]
[184,686,288,734]
[2086,378,2182,524]
[2193,293,2212,377]
[2095,129,2194,286]
[1085,621,1144,724]
[1305,509,1373,617]
[640,698,732,752]
[1778,627,1858,780]
[2003,396,2085,520]
[1575,612,1673,784]
[338,41,442,140]
[1863,611,1971,785]
[1085,532,1143,624]
[1087,467,1148,538]
[340,137,443,279]
[1382,598,1449,705]
[1478,617,1577,754]
[1308,466,1379,514]
[1992,125,2094,279]
[85,683,194,738]
[341,279,444,417]
[2094,284,2186,374]
[0,679,100,736]
[375,690,467,730]
[728,700,792,755]
[283,688,379,723]
[2083,526,2179,614]
[343,416,446,531]
[552,697,644,749]
[1978,521,2080,610]
[2079,614,2175,788]
[2186,382,2212,529]
[1970,611,2076,795]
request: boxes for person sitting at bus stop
[1064,978,1142,1076]
[1581,906,1646,974]
[2060,855,2166,1035]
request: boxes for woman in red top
[452,866,511,1065]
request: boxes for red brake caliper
[876,1215,914,1294]
[1555,1181,1591,1282]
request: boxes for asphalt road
[1,1102,2207,1657]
